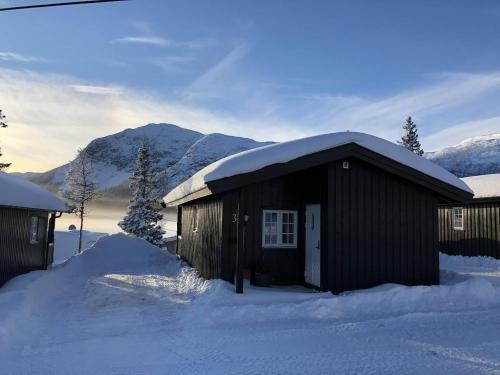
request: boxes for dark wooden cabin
[439,173,500,258]
[0,172,67,286]
[164,132,472,294]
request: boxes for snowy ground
[53,230,107,264]
[1,236,500,374]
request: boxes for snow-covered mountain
[426,133,500,177]
[26,123,272,197]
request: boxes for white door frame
[305,204,321,287]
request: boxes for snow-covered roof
[164,132,473,204]
[462,173,500,199]
[0,172,67,211]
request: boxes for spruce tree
[0,109,11,171]
[119,144,165,247]
[399,116,424,156]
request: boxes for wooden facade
[173,143,471,293]
[439,198,500,258]
[0,207,54,286]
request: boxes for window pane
[271,212,277,222]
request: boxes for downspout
[235,189,244,293]
[45,211,63,269]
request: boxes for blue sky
[0,0,500,171]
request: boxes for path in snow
[1,236,500,374]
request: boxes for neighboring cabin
[439,173,500,259]
[164,132,472,294]
[0,172,67,286]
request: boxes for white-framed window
[452,207,464,230]
[193,205,199,232]
[30,216,39,244]
[262,210,298,248]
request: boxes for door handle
[315,240,320,249]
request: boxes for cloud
[184,44,251,100]
[0,52,43,62]
[113,36,169,47]
[144,56,194,74]
[0,67,297,173]
[70,85,123,95]
[112,36,214,49]
[1,65,500,173]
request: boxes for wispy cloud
[1,66,500,173]
[113,36,169,47]
[0,52,43,63]
[144,56,195,74]
[113,36,214,49]
[70,85,123,95]
[185,44,251,100]
[0,67,294,172]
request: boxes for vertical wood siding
[179,158,441,293]
[177,197,223,279]
[221,166,327,286]
[0,207,49,286]
[439,201,500,258]
[327,158,439,293]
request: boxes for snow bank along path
[0,172,67,211]
[165,131,472,203]
[462,173,500,198]
[1,235,500,374]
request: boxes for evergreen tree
[399,116,424,156]
[0,109,11,171]
[119,144,165,247]
[63,148,101,253]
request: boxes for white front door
[305,204,321,287]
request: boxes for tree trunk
[78,212,84,254]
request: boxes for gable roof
[462,173,500,199]
[164,132,473,206]
[0,172,68,212]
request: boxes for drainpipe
[45,211,63,268]
[235,190,244,293]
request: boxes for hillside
[426,133,500,177]
[26,123,271,198]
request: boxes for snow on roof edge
[461,173,500,199]
[0,172,68,212]
[164,132,473,204]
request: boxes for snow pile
[462,173,500,198]
[0,234,193,346]
[53,230,107,265]
[165,131,472,204]
[0,172,67,211]
[2,236,500,373]
[190,275,500,327]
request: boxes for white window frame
[452,207,464,231]
[262,209,298,248]
[30,216,39,244]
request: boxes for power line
[0,0,128,12]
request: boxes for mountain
[425,133,500,177]
[26,123,272,198]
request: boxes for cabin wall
[439,200,500,258]
[177,196,224,279]
[327,158,440,293]
[0,207,49,286]
[222,166,328,285]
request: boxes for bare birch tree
[62,148,101,253]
